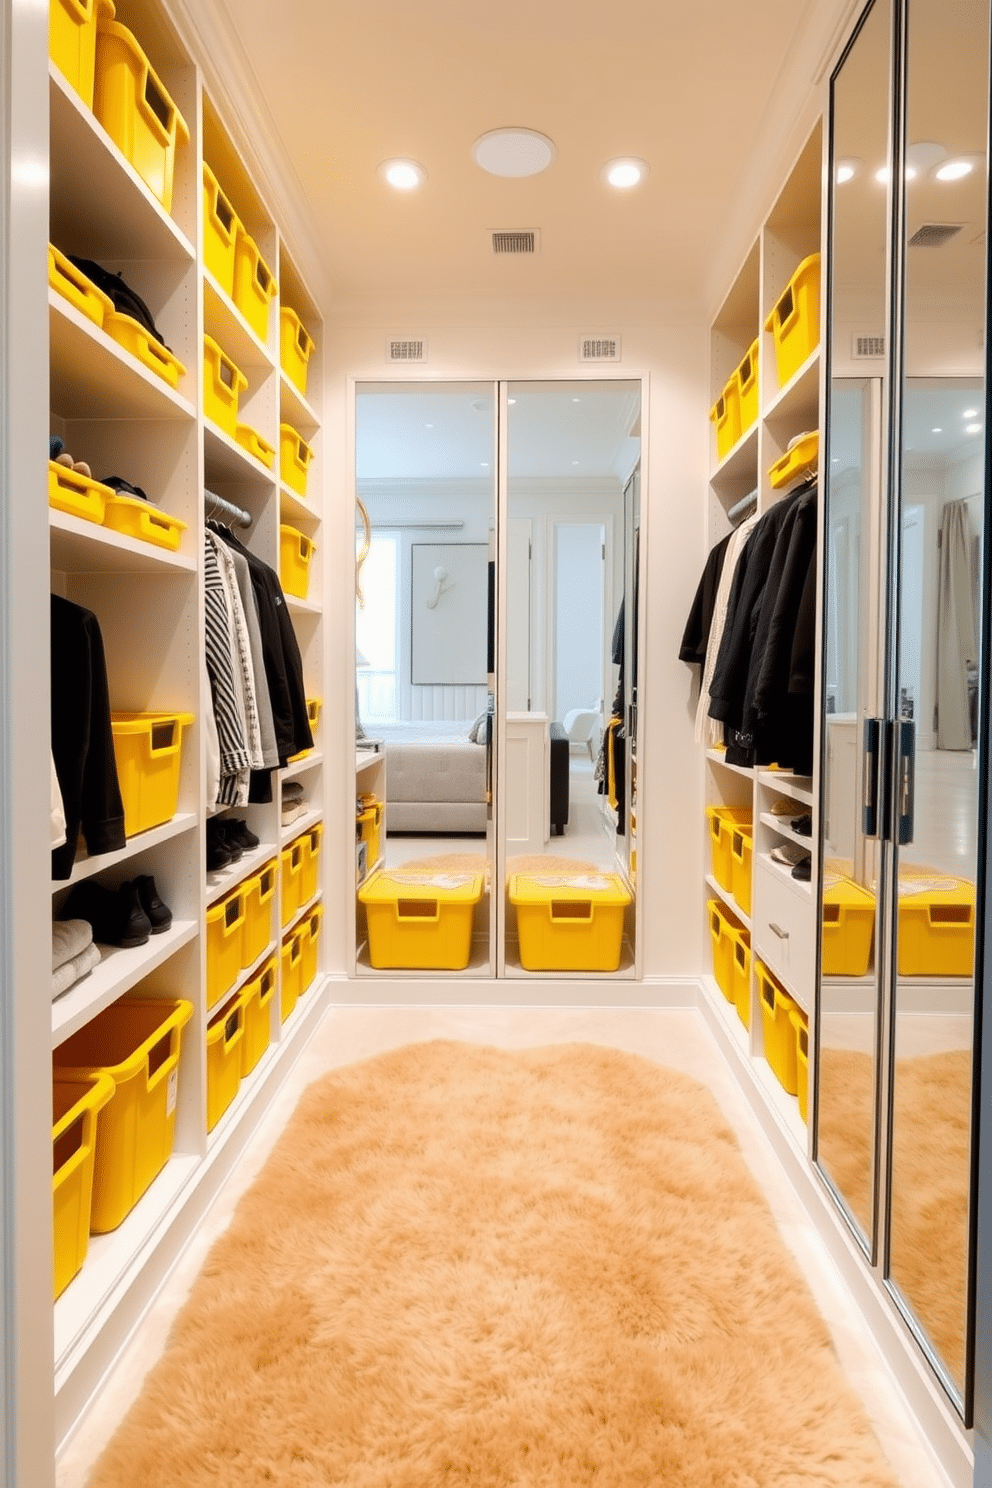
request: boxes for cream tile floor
[58,1005,954,1488]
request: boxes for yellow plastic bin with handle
[359,869,485,971]
[110,711,194,837]
[52,1071,115,1297]
[240,956,276,1077]
[51,0,104,108]
[757,962,798,1095]
[205,990,246,1133]
[509,871,631,973]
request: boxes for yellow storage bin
[205,886,245,1010]
[769,430,819,490]
[206,990,245,1133]
[791,1009,809,1124]
[240,956,276,1078]
[241,859,276,969]
[708,897,743,1001]
[709,379,741,461]
[360,869,485,971]
[822,876,876,977]
[202,162,239,297]
[233,227,277,342]
[51,0,103,108]
[731,827,753,917]
[280,839,304,927]
[93,4,190,214]
[203,335,248,437]
[757,962,798,1095]
[300,900,324,994]
[279,523,316,600]
[52,1072,115,1298]
[48,244,114,327]
[300,821,323,906]
[48,461,113,525]
[279,424,315,499]
[280,927,303,1023]
[765,252,821,388]
[105,311,186,389]
[897,873,976,977]
[733,927,752,1029]
[509,871,631,974]
[235,423,275,469]
[102,493,186,552]
[706,805,752,894]
[53,997,193,1233]
[736,339,759,433]
[357,800,383,874]
[287,697,322,763]
[280,307,316,397]
[110,711,193,838]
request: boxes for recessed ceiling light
[964,408,978,417]
[571,460,580,466]
[480,461,489,468]
[380,159,425,190]
[836,158,860,183]
[875,165,917,183]
[572,397,581,403]
[508,398,516,404]
[425,423,434,429]
[605,158,648,189]
[932,427,943,433]
[936,159,974,181]
[966,423,982,434]
[472,128,555,178]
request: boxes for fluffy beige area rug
[819,1047,971,1386]
[90,1042,898,1486]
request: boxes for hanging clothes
[694,510,760,744]
[679,531,732,666]
[204,532,251,806]
[210,532,265,771]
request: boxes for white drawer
[752,854,814,1006]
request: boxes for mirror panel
[816,0,893,1250]
[502,380,640,977]
[886,0,989,1401]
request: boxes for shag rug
[89,1042,898,1486]
[818,1046,971,1385]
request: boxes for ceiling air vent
[492,231,537,254]
[387,337,427,363]
[852,334,886,359]
[580,335,621,363]
[909,223,963,248]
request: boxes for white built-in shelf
[757,849,812,899]
[281,807,322,845]
[751,1048,809,1144]
[203,419,278,489]
[710,421,758,490]
[701,971,751,1056]
[205,841,278,905]
[52,813,198,892]
[202,269,274,373]
[49,64,195,264]
[49,509,197,576]
[759,809,814,846]
[52,919,198,1049]
[358,936,497,978]
[208,937,278,1014]
[762,346,820,427]
[205,1029,281,1149]
[705,872,752,930]
[757,768,814,807]
[706,747,754,780]
[279,483,319,523]
[281,751,323,780]
[285,594,321,618]
[286,892,323,937]
[54,1150,200,1370]
[279,371,319,432]
[356,746,385,774]
[50,292,196,422]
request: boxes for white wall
[321,294,709,986]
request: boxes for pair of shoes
[791,812,813,837]
[60,875,171,948]
[207,816,259,870]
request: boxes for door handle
[897,718,915,846]
[769,922,790,940]
[862,716,881,838]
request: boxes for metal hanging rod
[727,487,758,524]
[205,488,251,528]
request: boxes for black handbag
[68,255,170,350]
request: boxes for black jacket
[679,532,731,666]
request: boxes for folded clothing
[52,917,93,972]
[52,940,101,1001]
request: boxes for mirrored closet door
[817,0,989,1415]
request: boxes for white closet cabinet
[41,0,329,1454]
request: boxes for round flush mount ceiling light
[380,159,426,190]
[835,158,860,184]
[936,157,978,181]
[472,128,556,178]
[875,164,918,183]
[604,158,649,189]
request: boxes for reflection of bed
[374,721,487,833]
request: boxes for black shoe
[206,820,233,871]
[228,818,259,850]
[215,819,244,862]
[133,874,172,933]
[791,856,812,882]
[791,813,813,837]
[62,880,151,948]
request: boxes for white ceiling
[208,0,840,306]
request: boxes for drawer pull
[769,922,790,940]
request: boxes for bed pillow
[468,710,488,744]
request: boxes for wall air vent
[909,223,963,248]
[387,338,427,363]
[852,334,886,359]
[579,335,621,363]
[491,230,538,254]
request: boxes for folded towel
[52,917,93,972]
[52,941,102,1000]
